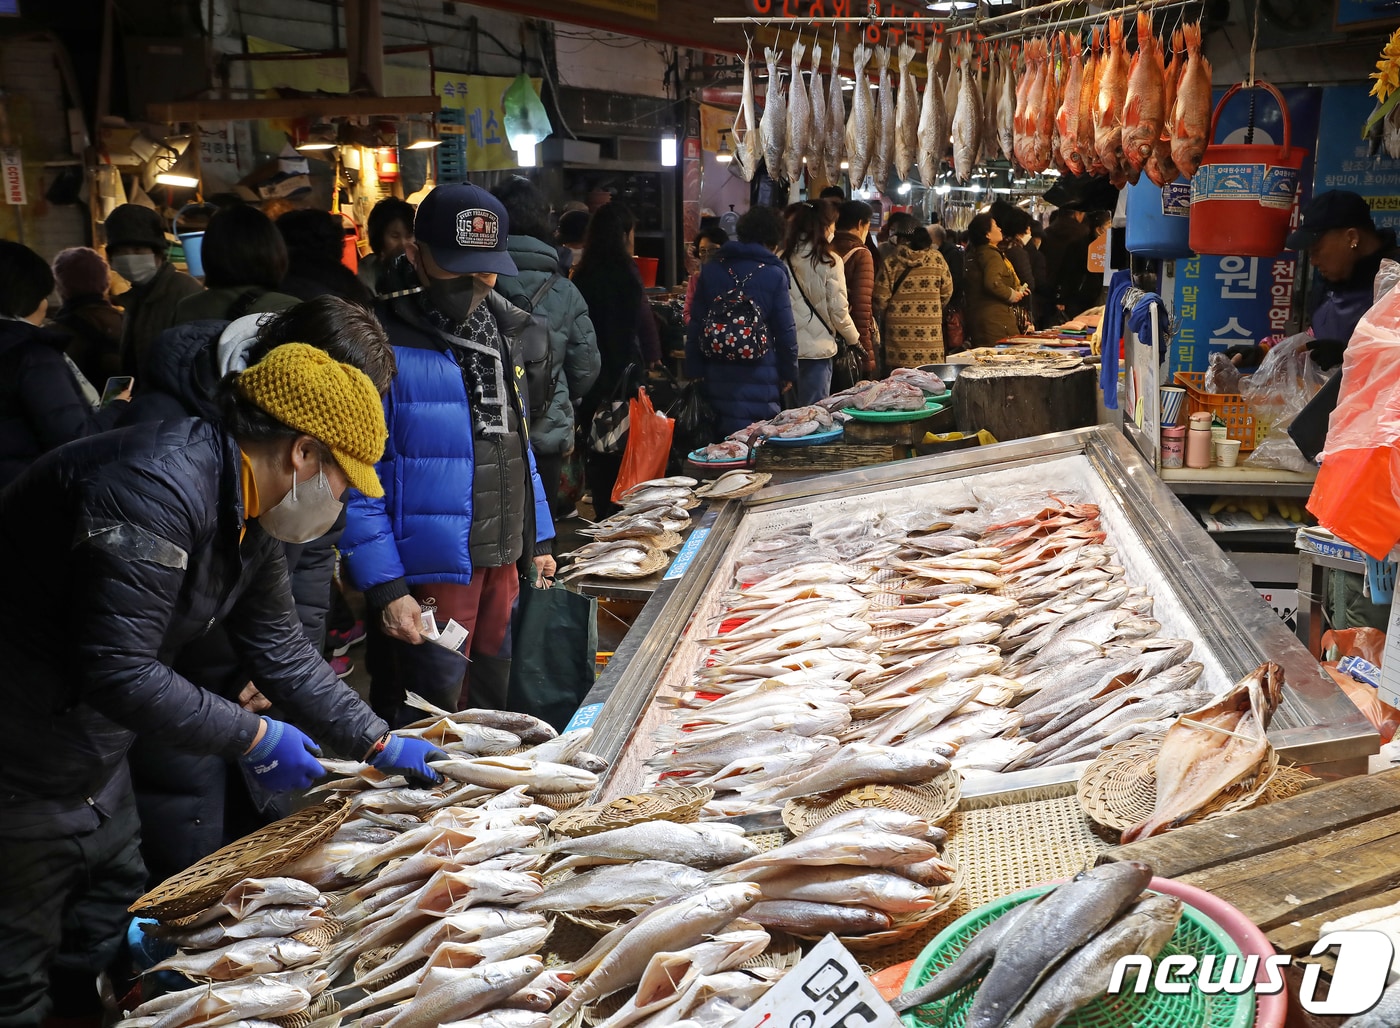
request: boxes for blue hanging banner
[1168,86,1322,376]
[1313,83,1400,233]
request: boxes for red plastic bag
[612,389,674,504]
[1321,627,1387,666]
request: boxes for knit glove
[239,717,325,793]
[1305,338,1347,371]
[368,734,449,787]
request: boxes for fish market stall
[577,425,1374,804]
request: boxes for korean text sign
[435,73,542,173]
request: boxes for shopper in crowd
[1290,190,1400,361]
[871,226,954,369]
[557,209,591,272]
[779,199,861,405]
[1026,222,1052,328]
[1059,209,1111,318]
[277,208,375,306]
[878,211,920,262]
[684,225,729,324]
[1037,208,1088,325]
[0,241,129,489]
[0,344,439,1028]
[491,175,602,519]
[685,204,798,439]
[831,200,877,377]
[964,212,1029,348]
[105,203,203,380]
[341,184,555,723]
[117,297,395,885]
[571,201,662,518]
[48,246,124,389]
[173,204,299,325]
[818,185,847,201]
[991,202,1035,333]
[358,196,415,294]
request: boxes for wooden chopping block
[952,361,1096,442]
[841,404,955,445]
[753,443,906,472]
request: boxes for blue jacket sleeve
[768,266,800,384]
[339,391,409,607]
[525,442,555,550]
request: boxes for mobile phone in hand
[101,376,134,405]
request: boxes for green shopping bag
[506,581,598,732]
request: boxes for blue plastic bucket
[1126,176,1193,259]
[177,232,205,277]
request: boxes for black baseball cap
[1286,190,1375,251]
[413,184,518,276]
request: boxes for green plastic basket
[900,885,1255,1028]
[840,399,946,422]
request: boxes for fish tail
[1184,20,1201,53]
[1136,9,1153,46]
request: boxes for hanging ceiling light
[154,143,200,188]
[296,122,338,151]
[405,118,441,150]
[661,131,678,167]
[716,130,733,165]
[897,182,912,195]
[502,73,551,168]
[926,1,976,11]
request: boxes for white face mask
[112,253,160,286]
[258,464,343,544]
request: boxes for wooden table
[1101,768,1400,1027]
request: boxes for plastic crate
[436,107,468,183]
[1175,371,1259,452]
[1366,556,1396,603]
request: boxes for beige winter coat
[781,244,861,361]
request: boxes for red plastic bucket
[1188,82,1308,259]
[635,256,659,288]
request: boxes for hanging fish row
[729,14,1212,192]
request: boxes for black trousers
[0,789,146,1027]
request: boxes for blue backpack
[700,265,772,362]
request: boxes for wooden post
[344,0,385,97]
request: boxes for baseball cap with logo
[1286,190,1376,251]
[413,184,518,277]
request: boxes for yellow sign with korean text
[435,73,542,173]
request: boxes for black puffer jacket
[0,419,386,836]
[0,318,125,488]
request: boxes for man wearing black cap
[103,204,203,379]
[340,184,556,722]
[1288,190,1400,364]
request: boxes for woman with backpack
[779,201,861,406]
[872,226,955,369]
[686,206,798,439]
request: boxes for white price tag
[732,934,902,1028]
[434,618,469,654]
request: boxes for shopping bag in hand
[668,381,717,470]
[831,340,862,394]
[506,582,598,732]
[587,363,643,455]
[611,388,675,504]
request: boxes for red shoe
[328,620,367,656]
[330,654,355,680]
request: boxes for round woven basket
[536,789,594,813]
[129,798,353,921]
[549,786,714,839]
[1077,733,1312,836]
[638,530,684,551]
[782,770,961,836]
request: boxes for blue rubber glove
[368,734,448,786]
[239,717,325,793]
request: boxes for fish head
[1086,859,1155,893]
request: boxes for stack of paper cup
[1160,386,1186,426]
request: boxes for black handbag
[586,363,643,455]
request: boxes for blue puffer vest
[340,284,554,604]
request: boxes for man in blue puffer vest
[340,185,556,723]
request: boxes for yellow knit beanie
[235,343,388,498]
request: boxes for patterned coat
[872,244,954,367]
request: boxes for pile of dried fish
[728,15,1212,194]
[558,477,699,580]
[641,490,1234,818]
[822,378,928,412]
[893,861,1183,1028]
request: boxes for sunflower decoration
[1363,27,1400,139]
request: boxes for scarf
[421,293,510,437]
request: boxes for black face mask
[425,275,487,322]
